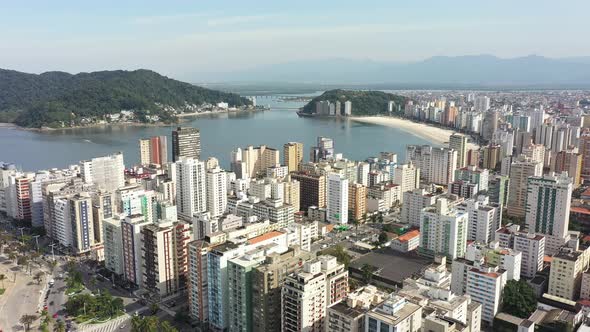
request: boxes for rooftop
[328,301,367,319]
[247,230,284,245]
[350,248,432,287]
[396,230,420,243]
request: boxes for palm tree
[159,321,179,332]
[131,315,144,332]
[150,302,159,315]
[54,320,66,332]
[361,263,375,284]
[34,271,44,285]
[19,314,37,331]
[0,273,5,288]
[144,316,159,332]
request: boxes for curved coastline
[350,116,479,150]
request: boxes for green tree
[54,320,66,332]
[131,315,145,332]
[159,321,179,332]
[361,264,375,284]
[377,213,384,223]
[34,271,44,284]
[502,279,537,319]
[19,314,36,331]
[322,245,352,267]
[143,316,160,332]
[0,273,5,288]
[378,232,388,245]
[150,302,160,315]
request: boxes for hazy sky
[1,1,588,80]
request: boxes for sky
[1,1,589,81]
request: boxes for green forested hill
[0,69,251,127]
[301,89,407,115]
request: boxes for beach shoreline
[350,116,479,150]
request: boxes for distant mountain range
[199,55,590,86]
[0,69,251,127]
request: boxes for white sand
[350,116,478,150]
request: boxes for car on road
[119,324,126,329]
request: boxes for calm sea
[0,96,434,171]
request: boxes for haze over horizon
[2,1,590,83]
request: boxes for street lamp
[32,235,40,252]
[48,243,56,261]
[17,227,25,244]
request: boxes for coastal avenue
[0,96,441,171]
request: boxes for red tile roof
[247,231,283,245]
[397,230,420,242]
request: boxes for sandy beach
[350,116,479,150]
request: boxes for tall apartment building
[548,248,590,301]
[80,152,125,193]
[327,286,389,332]
[392,163,420,200]
[284,142,304,173]
[175,157,207,221]
[495,225,545,279]
[116,185,156,222]
[43,178,96,248]
[206,166,228,218]
[121,214,151,287]
[30,169,77,227]
[69,193,96,255]
[482,144,501,170]
[327,173,348,224]
[291,172,326,211]
[234,145,280,179]
[365,295,423,332]
[251,247,315,332]
[522,144,545,164]
[450,133,468,168]
[431,148,458,185]
[419,198,468,260]
[103,216,124,276]
[552,150,582,187]
[348,183,367,222]
[487,174,509,207]
[580,131,590,180]
[139,135,168,166]
[457,196,501,244]
[283,178,300,212]
[506,156,543,217]
[525,172,573,254]
[4,172,34,221]
[227,251,267,332]
[401,188,437,226]
[465,263,507,324]
[407,145,457,185]
[172,127,201,162]
[188,240,211,324]
[454,166,489,193]
[357,162,370,187]
[456,242,522,283]
[474,96,490,112]
[141,221,178,296]
[282,256,348,332]
[310,137,335,162]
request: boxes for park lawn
[0,288,5,295]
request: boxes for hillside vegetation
[0,69,251,127]
[301,89,407,116]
